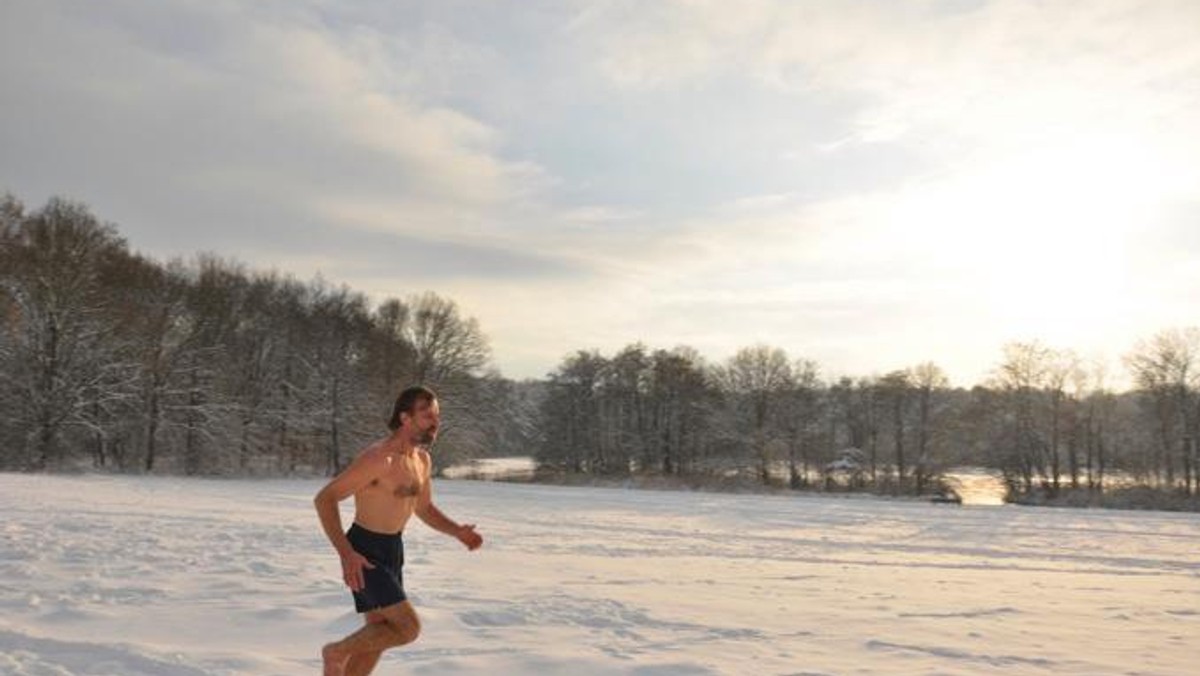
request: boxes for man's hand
[456,524,483,551]
[340,550,375,591]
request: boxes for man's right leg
[323,602,421,676]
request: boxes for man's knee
[378,603,421,647]
[389,614,420,646]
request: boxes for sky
[2,0,1198,386]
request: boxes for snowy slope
[0,473,1196,675]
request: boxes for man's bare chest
[367,459,423,499]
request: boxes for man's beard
[416,428,437,445]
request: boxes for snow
[0,473,1197,675]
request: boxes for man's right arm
[314,451,386,556]
[315,451,388,591]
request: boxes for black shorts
[346,523,406,613]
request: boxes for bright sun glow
[886,129,1180,343]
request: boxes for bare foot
[322,643,348,676]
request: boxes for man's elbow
[314,486,337,509]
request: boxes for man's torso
[351,441,426,534]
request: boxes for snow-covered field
[1,474,1197,675]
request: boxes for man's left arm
[415,450,483,551]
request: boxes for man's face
[406,398,440,445]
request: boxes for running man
[315,386,483,675]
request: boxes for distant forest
[2,193,1198,507]
[0,193,533,476]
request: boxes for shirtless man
[315,386,483,676]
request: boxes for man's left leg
[347,610,407,676]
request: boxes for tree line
[4,192,1198,507]
[0,194,536,475]
[535,333,1200,502]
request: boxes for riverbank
[445,458,1200,512]
[1009,485,1200,513]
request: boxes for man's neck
[389,431,419,457]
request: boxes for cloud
[570,1,1200,155]
[2,0,1198,384]
[0,0,547,245]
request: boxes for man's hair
[388,385,437,431]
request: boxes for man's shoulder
[354,439,396,467]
